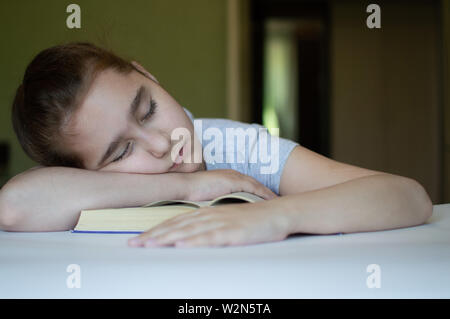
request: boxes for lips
[175,145,184,164]
[170,144,184,170]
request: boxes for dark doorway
[250,0,330,157]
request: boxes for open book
[72,192,264,234]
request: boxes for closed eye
[112,141,133,163]
[111,99,157,164]
[142,99,157,122]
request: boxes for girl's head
[12,42,205,174]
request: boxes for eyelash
[112,99,158,163]
[142,99,158,122]
[113,141,132,163]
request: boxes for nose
[133,127,172,159]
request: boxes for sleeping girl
[0,42,432,248]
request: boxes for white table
[1,204,449,298]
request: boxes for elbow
[407,178,433,225]
[0,185,23,231]
[423,192,433,222]
[421,191,433,224]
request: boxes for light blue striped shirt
[184,108,298,195]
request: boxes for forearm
[272,174,433,235]
[126,173,433,248]
[0,166,185,232]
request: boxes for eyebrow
[96,85,145,168]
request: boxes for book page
[143,192,264,208]
[209,192,264,206]
[143,199,210,208]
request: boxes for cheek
[105,152,168,174]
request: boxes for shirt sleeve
[244,123,299,195]
[194,117,299,195]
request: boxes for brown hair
[12,42,137,168]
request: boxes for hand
[180,169,278,202]
[127,200,290,248]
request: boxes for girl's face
[65,67,205,174]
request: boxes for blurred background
[0,0,448,204]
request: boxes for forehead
[70,68,138,135]
[65,69,142,166]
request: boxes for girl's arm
[274,146,433,234]
[128,146,433,247]
[0,166,276,232]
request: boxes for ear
[131,61,159,84]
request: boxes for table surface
[1,204,450,298]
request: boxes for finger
[174,228,233,248]
[128,213,211,247]
[251,184,277,200]
[242,177,277,200]
[262,188,277,200]
[142,210,202,236]
[147,213,211,238]
[146,221,225,247]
